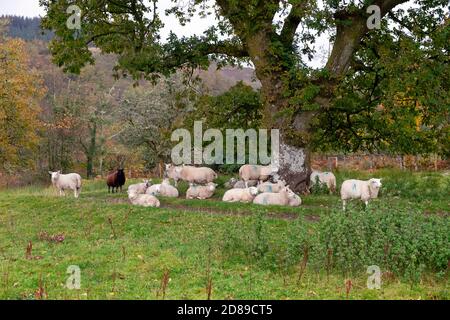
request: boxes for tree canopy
[41,0,449,190]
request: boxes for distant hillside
[2,15,53,41]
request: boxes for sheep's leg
[74,189,78,198]
[245,181,249,188]
[342,200,346,211]
[364,200,369,210]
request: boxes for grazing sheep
[253,187,296,206]
[48,171,82,198]
[222,187,258,203]
[106,169,126,193]
[159,178,179,198]
[288,194,302,207]
[128,180,151,195]
[239,164,278,187]
[257,180,286,193]
[309,170,337,194]
[340,178,382,210]
[128,190,160,207]
[186,182,217,200]
[165,164,217,186]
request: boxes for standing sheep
[106,169,126,193]
[186,182,217,200]
[239,164,278,187]
[253,187,296,206]
[222,187,258,203]
[309,170,337,194]
[48,171,82,198]
[165,164,217,186]
[340,178,382,210]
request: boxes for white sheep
[288,194,302,207]
[233,179,259,189]
[222,187,258,203]
[186,182,217,200]
[340,178,382,210]
[224,178,258,189]
[165,164,217,186]
[253,187,297,206]
[127,180,151,195]
[239,164,278,187]
[128,190,160,207]
[257,180,286,193]
[146,184,161,196]
[48,171,82,198]
[309,170,337,194]
[159,178,179,198]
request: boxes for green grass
[0,169,448,300]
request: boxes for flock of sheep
[49,164,382,211]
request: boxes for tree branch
[326,0,409,77]
[280,0,312,46]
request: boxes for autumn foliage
[0,35,45,172]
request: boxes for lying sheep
[257,180,286,193]
[233,179,258,189]
[253,187,297,206]
[146,184,161,196]
[127,180,151,195]
[186,182,217,200]
[340,178,382,210]
[224,178,258,189]
[288,194,302,207]
[166,164,217,186]
[128,190,160,207]
[309,170,337,194]
[239,164,278,187]
[222,187,258,203]
[48,171,82,198]
[159,178,179,198]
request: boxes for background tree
[41,0,449,192]
[0,22,46,173]
[119,74,197,175]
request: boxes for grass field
[0,169,448,300]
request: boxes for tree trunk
[278,141,312,194]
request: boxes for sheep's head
[207,182,218,191]
[48,171,61,183]
[248,187,258,196]
[369,178,382,198]
[143,179,152,187]
[369,178,382,189]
